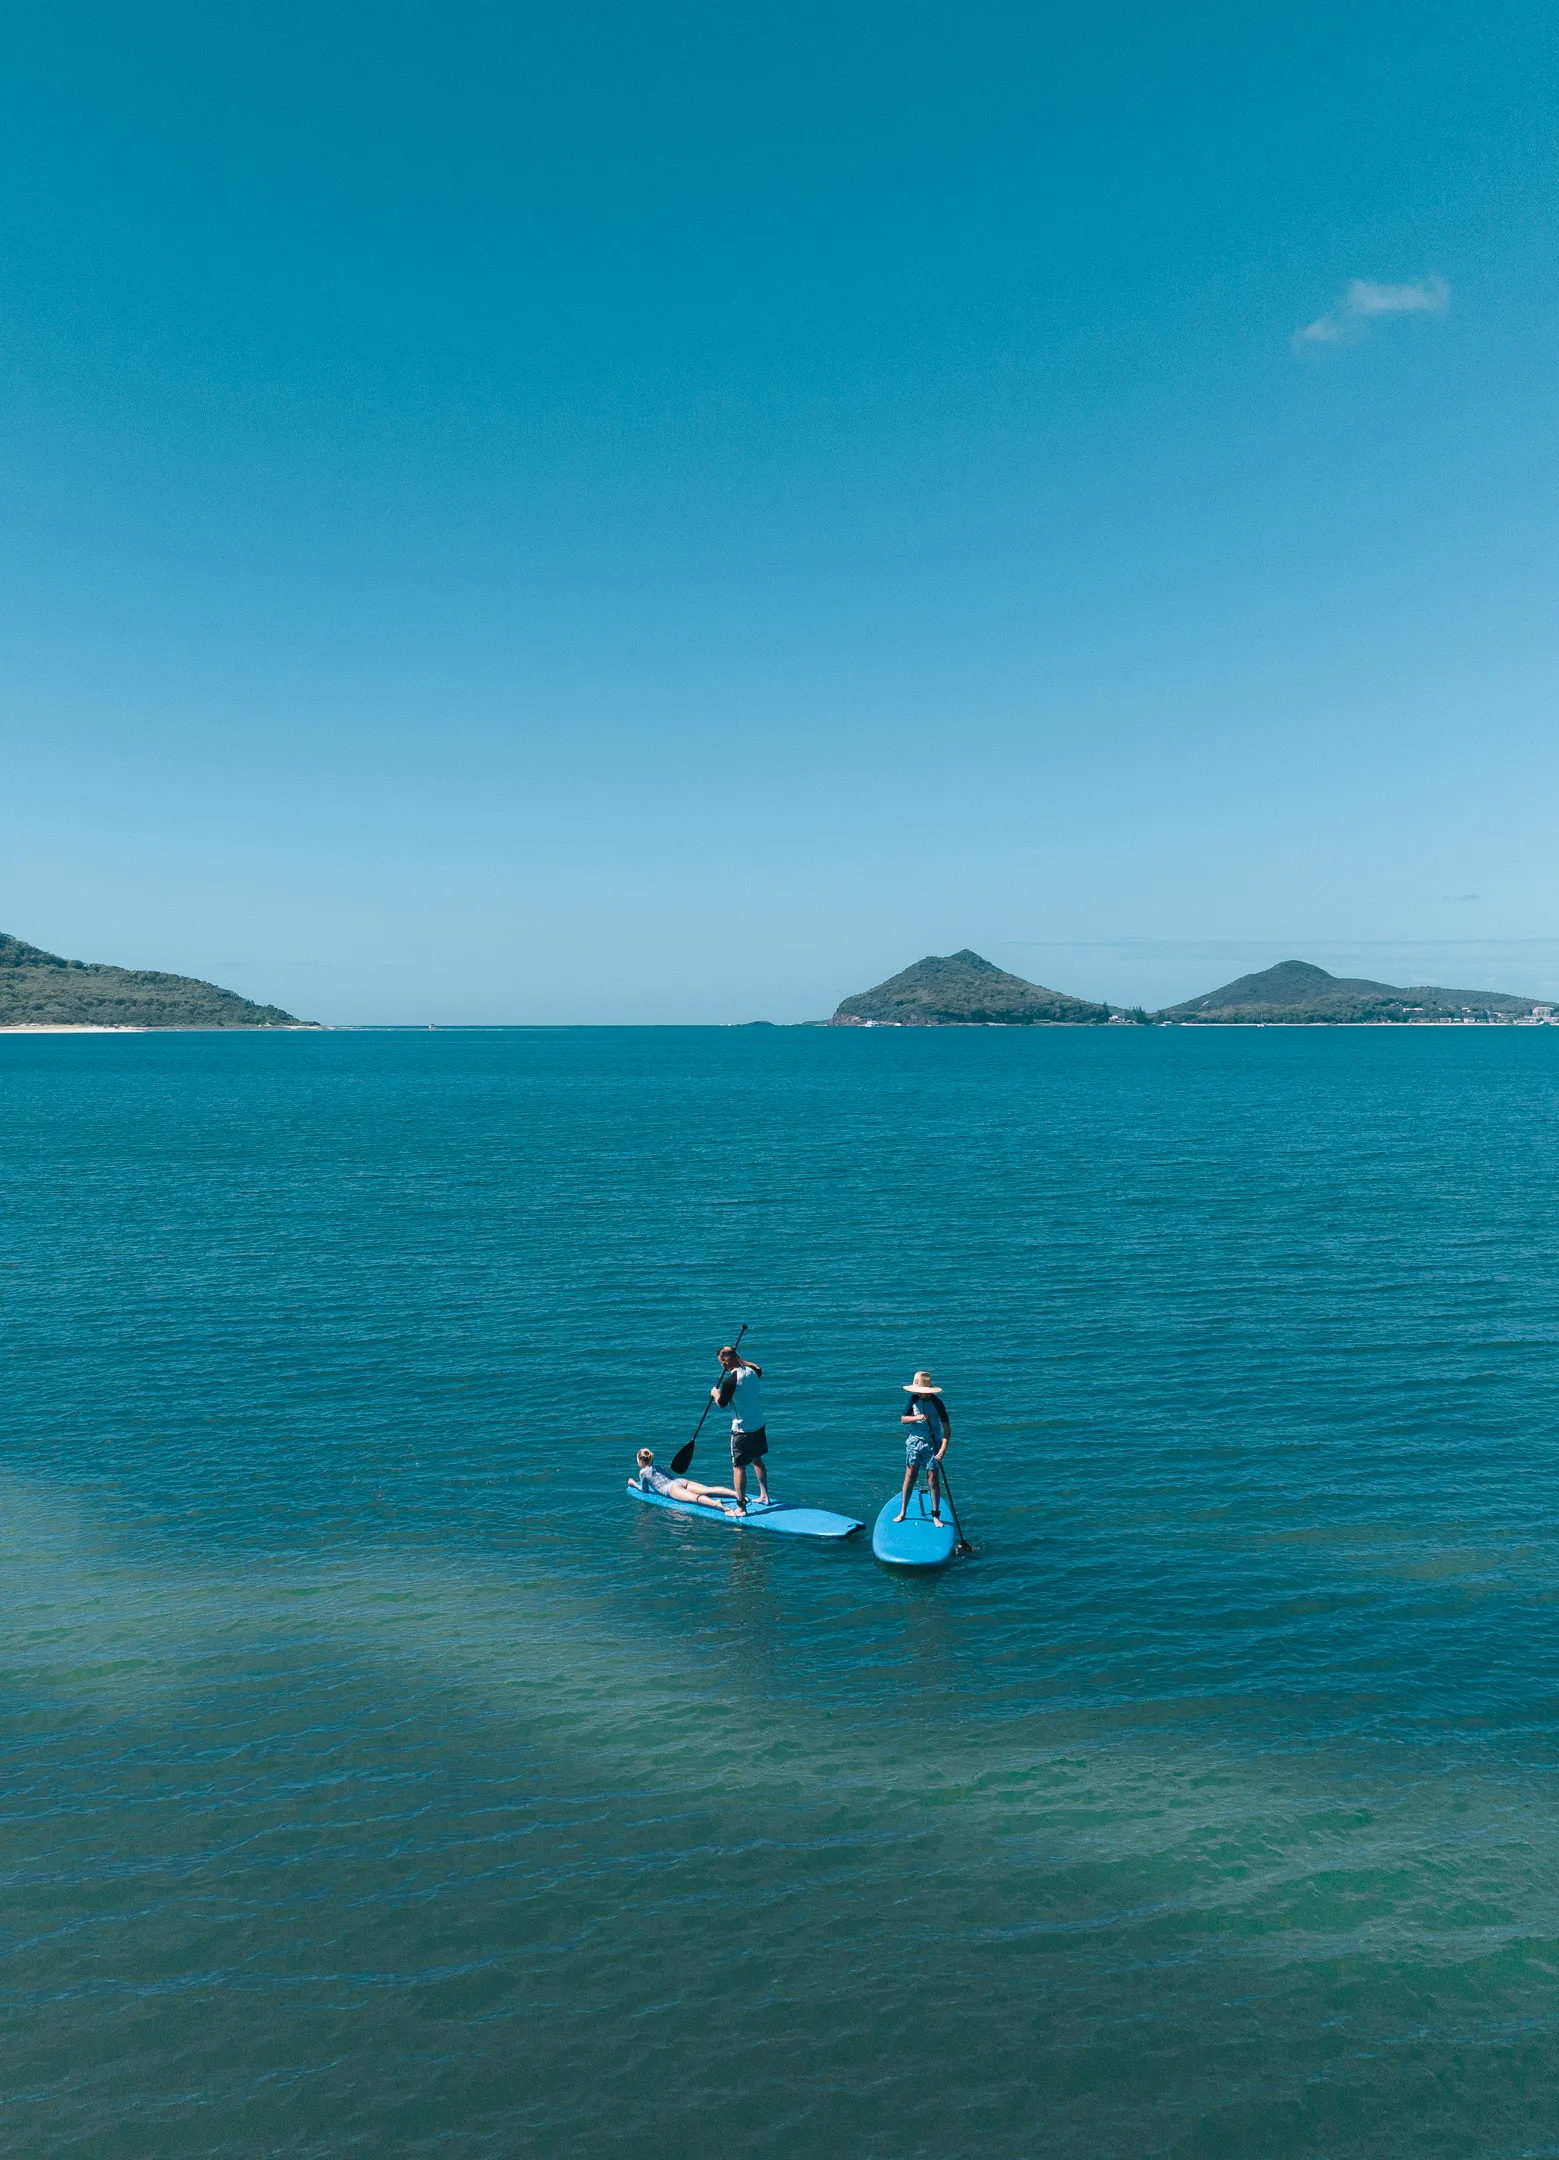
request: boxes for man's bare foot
[893,1511,907,1523]
[932,1516,944,1527]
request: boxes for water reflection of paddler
[713,1344,770,1513]
[895,1371,951,1525]
[634,1449,742,1512]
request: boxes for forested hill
[832,949,1109,1025]
[0,933,311,1028]
[1159,960,1539,1024]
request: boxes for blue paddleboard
[627,1483,862,1540]
[872,1485,956,1568]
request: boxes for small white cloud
[1295,274,1450,350]
[1348,275,1450,319]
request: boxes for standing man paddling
[895,1370,951,1525]
[713,1343,770,1513]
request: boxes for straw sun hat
[902,1370,943,1394]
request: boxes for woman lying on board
[634,1448,744,1512]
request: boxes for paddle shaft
[671,1322,747,1475]
[928,1454,973,1556]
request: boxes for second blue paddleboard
[872,1486,956,1568]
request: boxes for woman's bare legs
[667,1478,740,1508]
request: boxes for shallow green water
[4,1025,1559,2156]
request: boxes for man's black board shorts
[731,1426,768,1469]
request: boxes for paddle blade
[670,1440,695,1476]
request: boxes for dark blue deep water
[4,1025,1559,2158]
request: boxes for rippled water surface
[5,1025,1559,2158]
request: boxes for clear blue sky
[3,2,1557,1021]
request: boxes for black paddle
[936,1459,974,1556]
[670,1322,748,1476]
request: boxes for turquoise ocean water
[4,1025,1559,2157]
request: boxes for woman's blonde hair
[637,1447,654,1465]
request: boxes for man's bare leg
[732,1463,747,1512]
[894,1463,916,1522]
[754,1459,770,1504]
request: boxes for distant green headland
[0,932,312,1029]
[830,951,1551,1026]
[1158,959,1543,1025]
[832,949,1111,1026]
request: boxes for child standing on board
[895,1371,951,1524]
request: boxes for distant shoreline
[0,1024,323,1035]
[827,1017,1559,1030]
[3,1019,1557,1035]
